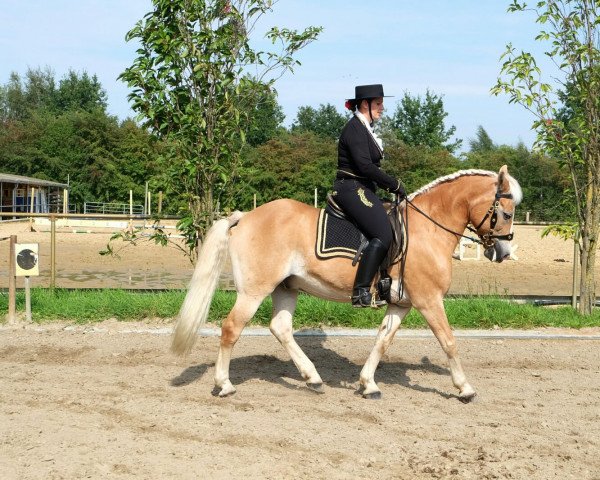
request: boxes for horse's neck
[410,178,482,249]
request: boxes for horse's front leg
[359,304,410,399]
[418,300,476,402]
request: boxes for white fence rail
[83,202,144,215]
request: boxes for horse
[171,165,522,401]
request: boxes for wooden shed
[0,173,69,217]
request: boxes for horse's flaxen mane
[408,170,497,200]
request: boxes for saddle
[315,194,407,270]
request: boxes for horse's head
[470,165,522,263]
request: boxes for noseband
[466,192,514,248]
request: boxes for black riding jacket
[336,115,399,193]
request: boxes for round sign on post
[15,243,39,277]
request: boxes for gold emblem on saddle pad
[357,188,373,207]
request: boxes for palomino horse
[172,165,522,401]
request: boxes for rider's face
[360,97,384,122]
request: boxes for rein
[403,192,514,249]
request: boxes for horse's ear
[497,165,510,193]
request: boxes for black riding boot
[352,237,389,307]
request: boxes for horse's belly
[286,275,349,303]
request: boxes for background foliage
[1,67,572,223]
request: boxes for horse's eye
[503,212,513,221]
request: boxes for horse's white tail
[171,211,245,355]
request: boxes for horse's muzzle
[484,241,512,263]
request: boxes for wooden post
[8,235,17,323]
[143,182,149,229]
[525,211,530,223]
[314,188,318,208]
[129,190,133,230]
[50,216,56,289]
[29,187,35,229]
[147,191,152,216]
[63,189,68,214]
[572,230,579,309]
[158,191,163,214]
[253,193,257,210]
[24,276,31,322]
[144,182,149,215]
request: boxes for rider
[332,84,406,307]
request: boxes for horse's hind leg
[269,286,324,392]
[359,304,410,399]
[214,293,263,397]
[419,300,476,402]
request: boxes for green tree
[120,0,321,253]
[0,70,163,211]
[0,68,55,121]
[237,131,335,208]
[291,103,347,140]
[22,67,57,114]
[389,89,462,153]
[469,125,496,152]
[55,70,108,113]
[0,68,108,121]
[462,143,571,222]
[492,0,600,314]
[382,132,461,193]
[0,73,24,121]
[244,86,285,146]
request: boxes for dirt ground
[0,220,589,296]
[0,321,599,479]
[1,220,600,478]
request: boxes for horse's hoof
[306,382,325,394]
[212,385,236,397]
[362,391,382,400]
[459,392,477,404]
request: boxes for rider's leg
[352,237,388,307]
[333,181,393,307]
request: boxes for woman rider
[332,84,406,307]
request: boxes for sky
[0,0,559,152]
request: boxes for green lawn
[1,289,598,329]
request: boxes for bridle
[403,191,515,249]
[465,192,515,248]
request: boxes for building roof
[0,173,68,188]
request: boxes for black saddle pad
[315,210,365,260]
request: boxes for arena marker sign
[15,243,39,277]
[15,243,39,322]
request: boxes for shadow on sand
[170,329,457,400]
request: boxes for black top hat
[347,84,392,102]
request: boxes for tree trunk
[186,181,214,263]
[579,229,597,314]
[578,155,600,315]
[191,187,214,233]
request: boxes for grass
[1,289,185,323]
[0,289,599,329]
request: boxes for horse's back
[234,198,318,240]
